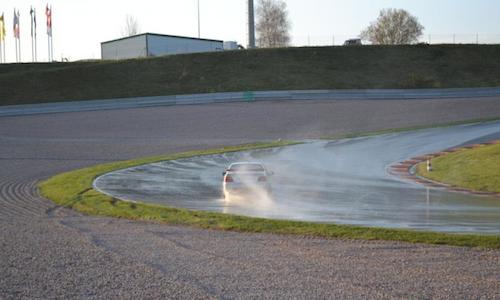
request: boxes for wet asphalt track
[1,97,500,298]
[94,122,500,234]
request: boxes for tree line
[256,1,423,47]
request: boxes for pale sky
[1,0,499,63]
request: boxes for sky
[0,0,499,63]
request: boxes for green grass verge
[2,44,500,106]
[417,143,500,193]
[39,139,500,249]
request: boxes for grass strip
[417,143,500,193]
[39,139,500,249]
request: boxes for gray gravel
[1,98,500,299]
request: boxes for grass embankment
[417,143,500,193]
[40,140,500,249]
[2,44,500,106]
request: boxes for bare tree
[122,15,141,37]
[256,0,291,48]
[360,9,424,45]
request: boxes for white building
[101,33,229,60]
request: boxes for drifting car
[222,162,273,197]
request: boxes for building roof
[101,32,223,45]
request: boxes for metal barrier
[1,87,500,117]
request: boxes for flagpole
[14,9,17,62]
[50,6,53,62]
[34,8,36,62]
[1,13,4,63]
[18,10,21,62]
[51,36,54,62]
[46,5,53,62]
[197,0,200,38]
[32,25,34,62]
[51,6,54,62]
[31,7,33,62]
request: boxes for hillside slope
[1,44,500,106]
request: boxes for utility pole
[248,0,255,48]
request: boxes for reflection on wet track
[94,122,500,234]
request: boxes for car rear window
[229,164,264,172]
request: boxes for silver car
[222,162,273,197]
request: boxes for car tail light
[258,176,267,182]
[224,175,234,183]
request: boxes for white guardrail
[1,87,500,117]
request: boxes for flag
[0,13,6,41]
[45,4,52,37]
[13,9,20,39]
[30,7,36,38]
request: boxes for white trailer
[101,33,224,60]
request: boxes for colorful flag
[30,7,37,38]
[0,13,6,41]
[13,9,20,39]
[45,4,52,37]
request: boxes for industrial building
[101,33,239,60]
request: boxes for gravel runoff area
[1,97,500,298]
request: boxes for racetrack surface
[1,97,500,298]
[94,122,500,234]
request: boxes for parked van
[343,38,362,46]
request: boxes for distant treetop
[361,9,424,45]
[256,0,291,48]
